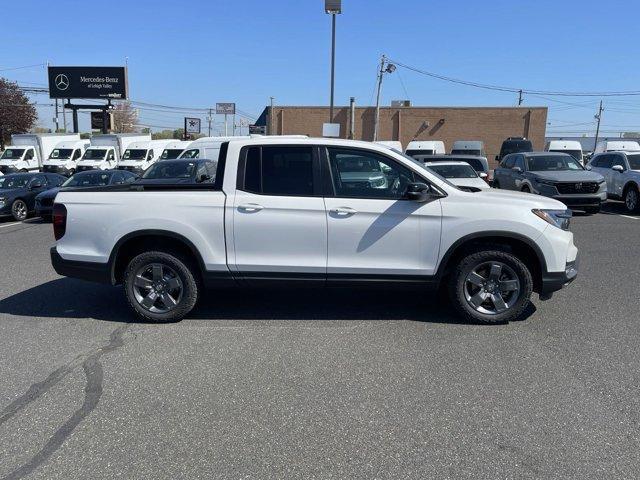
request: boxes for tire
[585,205,601,214]
[521,185,531,193]
[123,250,199,323]
[19,169,28,173]
[449,250,533,324]
[624,185,639,213]
[493,179,500,189]
[11,199,28,221]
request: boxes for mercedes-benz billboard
[48,66,128,100]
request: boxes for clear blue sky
[3,0,640,135]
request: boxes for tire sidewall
[12,199,27,221]
[450,250,533,324]
[123,251,199,323]
[625,187,639,212]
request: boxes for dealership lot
[0,205,638,479]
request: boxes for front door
[232,145,327,277]
[323,147,442,278]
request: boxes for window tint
[73,149,82,160]
[502,155,516,168]
[243,147,261,193]
[327,147,415,199]
[180,148,199,159]
[611,154,626,168]
[596,155,613,168]
[30,175,47,187]
[514,155,525,170]
[25,149,34,160]
[111,172,125,184]
[205,161,217,180]
[242,146,314,196]
[107,150,115,161]
[148,149,154,160]
[47,174,64,186]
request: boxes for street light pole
[594,100,604,151]
[325,1,341,123]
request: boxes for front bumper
[50,247,112,284]
[540,258,579,297]
[552,195,603,207]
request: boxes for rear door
[495,155,516,189]
[232,145,327,278]
[323,146,442,277]
[591,154,614,192]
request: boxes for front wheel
[493,180,500,189]
[123,251,199,323]
[624,186,639,213]
[11,199,28,221]
[449,250,533,324]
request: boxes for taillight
[52,203,67,240]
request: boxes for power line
[0,63,46,72]
[388,58,640,97]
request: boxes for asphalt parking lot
[0,203,638,480]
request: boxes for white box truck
[42,139,91,176]
[0,133,79,174]
[77,134,151,172]
[118,139,175,175]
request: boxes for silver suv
[588,152,640,212]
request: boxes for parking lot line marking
[0,221,23,229]
[619,215,638,220]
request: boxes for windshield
[179,149,199,159]
[527,155,584,171]
[0,175,30,189]
[161,149,184,160]
[143,161,197,179]
[427,164,478,179]
[627,154,640,170]
[451,149,481,156]
[81,149,107,160]
[501,141,532,156]
[0,149,25,160]
[428,156,485,172]
[406,149,434,157]
[549,149,582,162]
[122,149,148,160]
[62,172,111,187]
[49,148,73,160]
[337,157,381,172]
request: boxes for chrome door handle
[238,203,264,212]
[331,206,357,216]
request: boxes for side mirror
[495,155,500,162]
[512,166,523,174]
[479,172,488,179]
[612,165,625,173]
[405,182,432,202]
[29,181,43,190]
[585,164,592,170]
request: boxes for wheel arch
[109,230,206,285]
[623,180,640,195]
[436,231,547,293]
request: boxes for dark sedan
[0,173,66,221]
[134,159,217,185]
[35,169,138,219]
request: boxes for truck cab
[0,146,38,174]
[42,140,90,176]
[76,146,117,172]
[118,140,174,175]
[159,141,191,160]
[0,133,77,174]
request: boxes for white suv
[50,138,579,324]
[588,151,640,212]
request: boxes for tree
[110,101,139,133]
[0,78,37,149]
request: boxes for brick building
[255,106,548,167]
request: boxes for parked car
[587,151,640,212]
[35,169,138,219]
[405,140,446,157]
[423,161,489,190]
[496,137,533,163]
[0,172,66,221]
[135,159,217,185]
[493,152,606,213]
[411,153,489,175]
[52,138,578,325]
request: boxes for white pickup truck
[50,138,579,324]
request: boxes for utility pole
[518,89,523,106]
[269,96,274,135]
[62,100,67,132]
[329,12,336,122]
[207,108,212,136]
[594,100,604,150]
[373,55,395,141]
[224,114,228,136]
[349,96,356,139]
[54,99,60,132]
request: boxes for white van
[375,140,403,152]
[545,140,584,164]
[594,140,640,154]
[118,139,175,175]
[405,140,446,157]
[451,140,485,156]
[0,133,78,174]
[42,139,90,175]
[159,140,191,160]
[179,136,249,161]
[77,134,151,172]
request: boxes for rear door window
[241,146,315,196]
[502,155,516,168]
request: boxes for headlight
[0,197,5,207]
[535,178,556,186]
[532,209,572,230]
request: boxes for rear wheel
[493,179,500,189]
[521,185,531,193]
[123,250,199,323]
[624,186,639,212]
[449,250,533,324]
[11,199,28,221]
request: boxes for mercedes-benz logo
[54,74,69,91]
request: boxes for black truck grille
[556,182,599,194]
